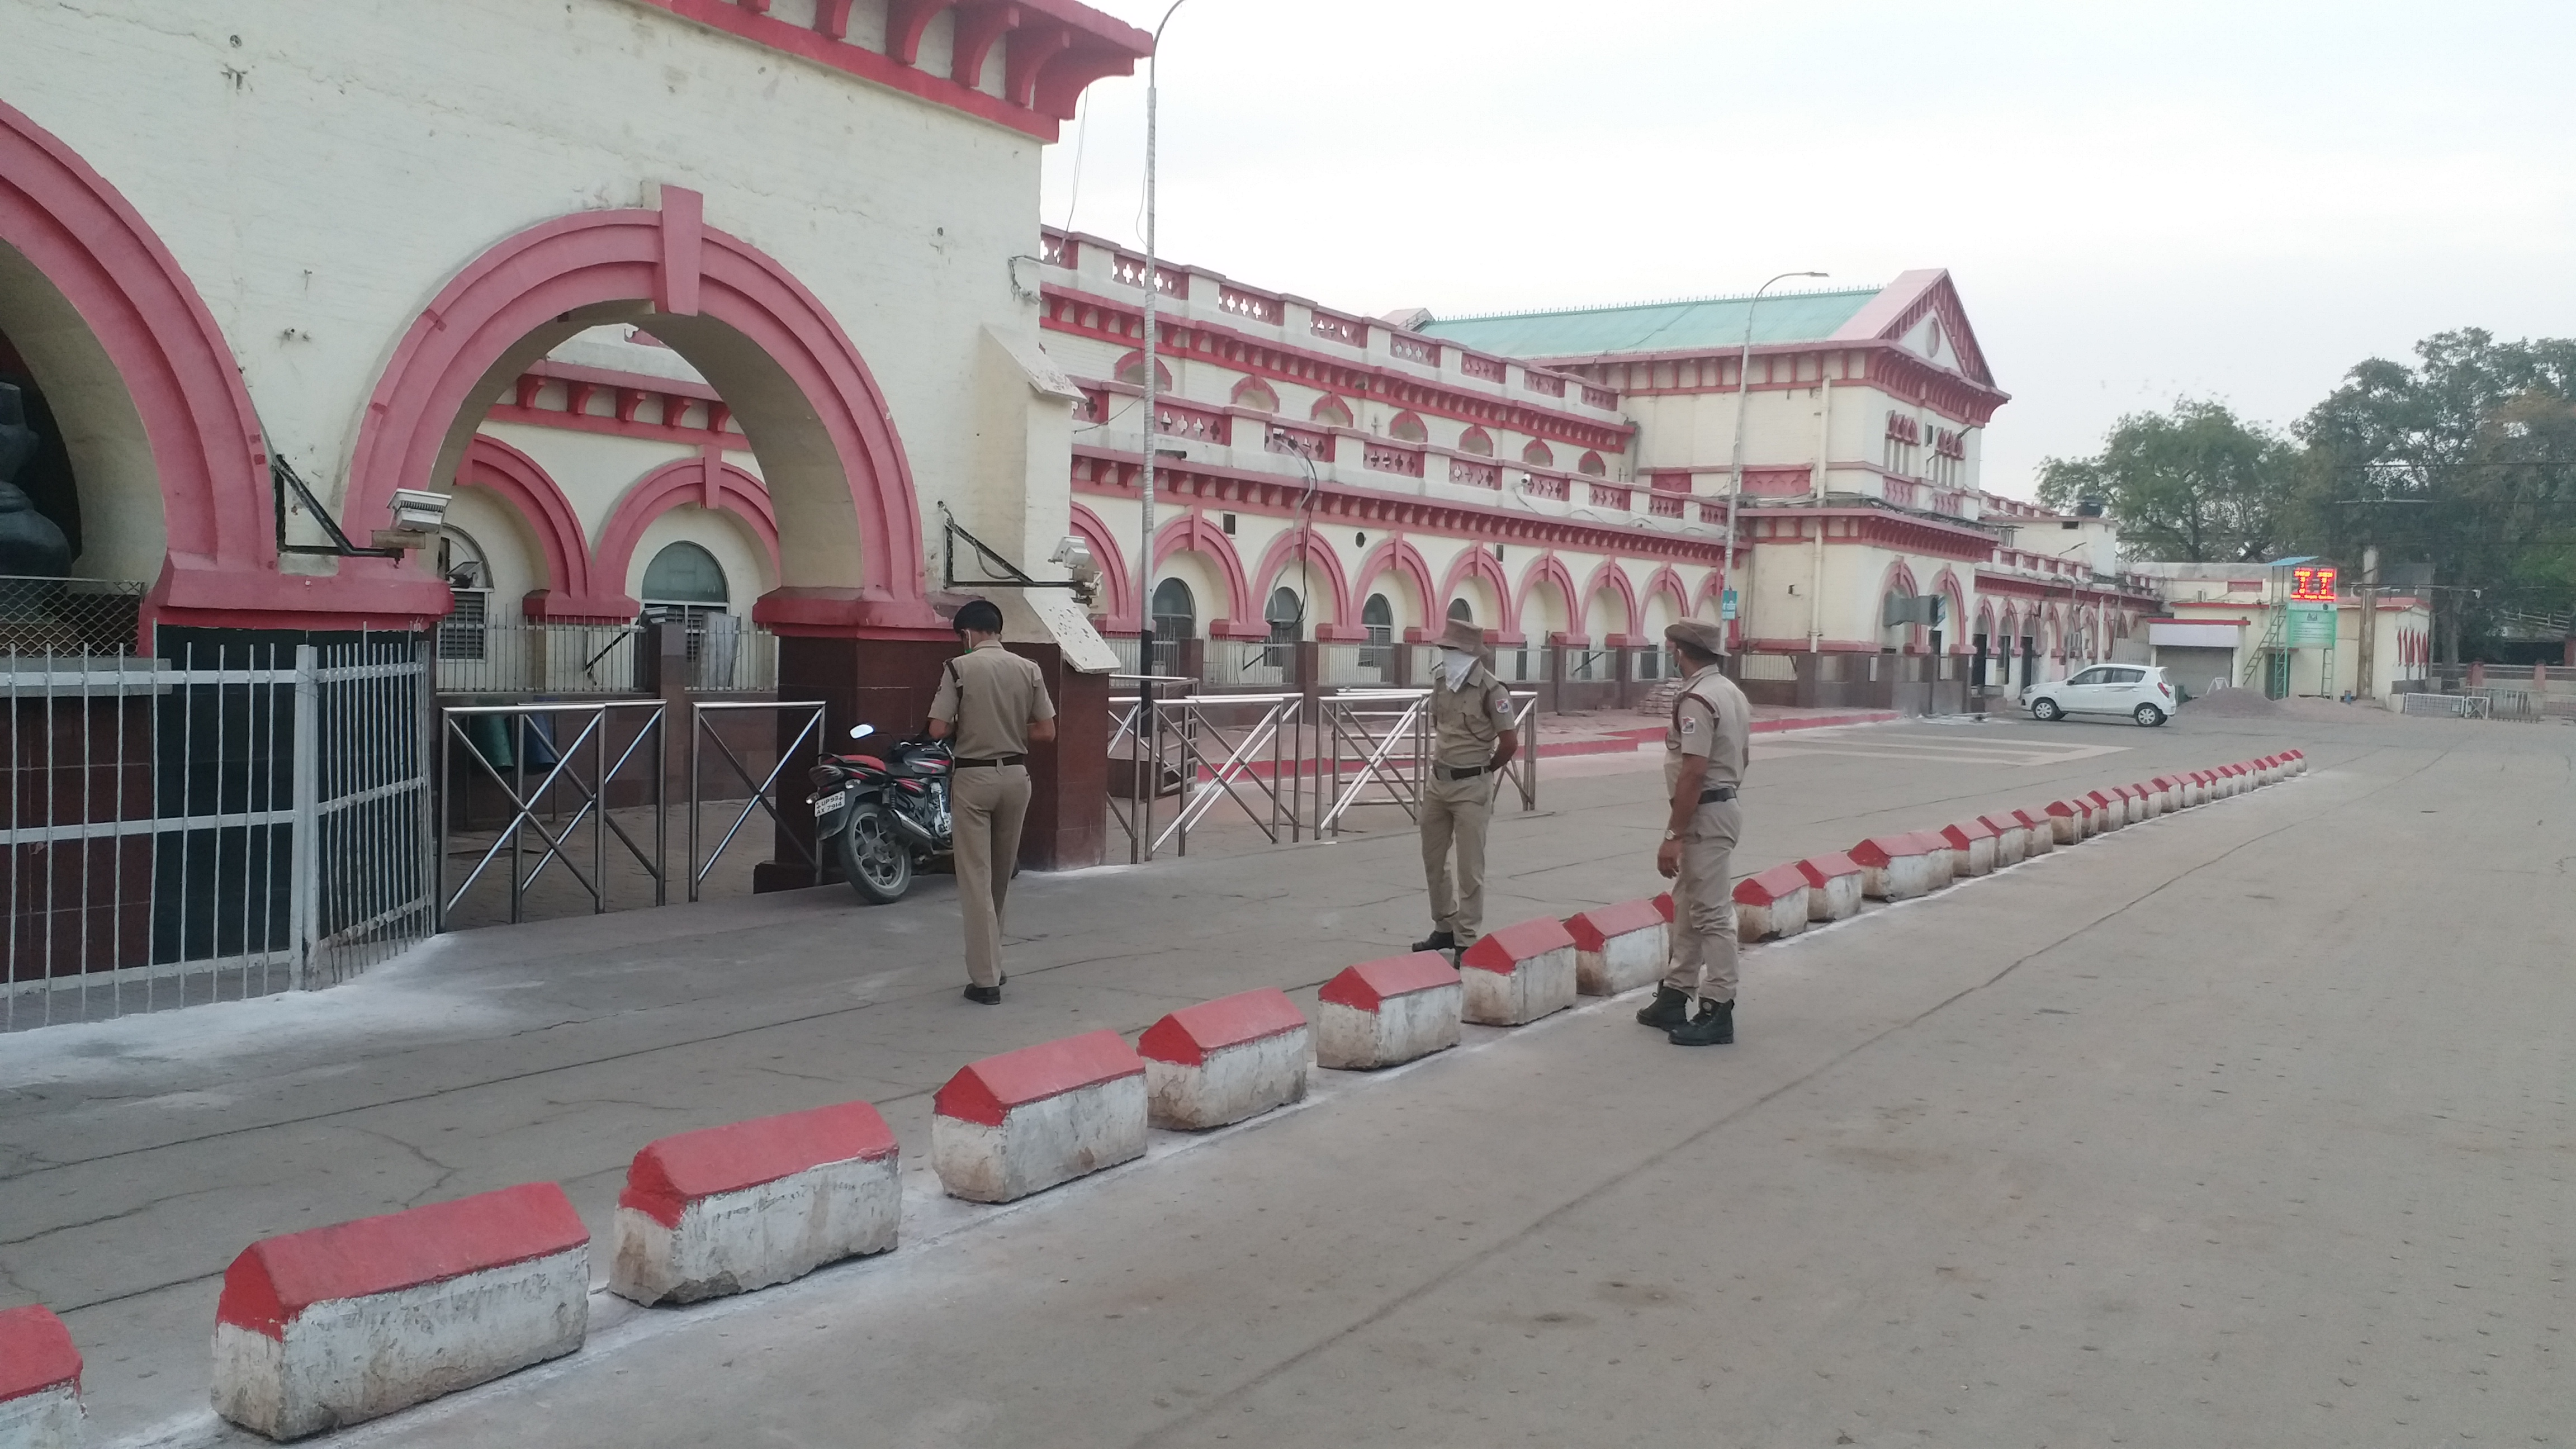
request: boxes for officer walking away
[1635,619,1751,1045]
[926,598,1056,1005]
[1413,617,1519,956]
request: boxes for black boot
[1410,929,1457,954]
[1667,998,1735,1046]
[963,983,1002,1005]
[1635,984,1691,1029]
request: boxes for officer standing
[1413,617,1519,956]
[926,598,1056,1005]
[1635,619,1751,1045]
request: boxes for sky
[1040,1,2576,499]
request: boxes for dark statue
[0,380,72,581]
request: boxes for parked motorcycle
[808,723,953,904]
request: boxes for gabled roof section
[1829,269,1993,388]
[1416,286,1882,359]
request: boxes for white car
[2024,665,2178,727]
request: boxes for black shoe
[1635,985,1691,1030]
[1667,999,1735,1046]
[1411,929,1457,954]
[963,984,1002,1005]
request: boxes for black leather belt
[1698,785,1737,803]
[1438,764,1493,780]
[953,754,1026,769]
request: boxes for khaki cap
[1436,618,1485,652]
[1665,619,1729,657]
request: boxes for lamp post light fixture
[1715,270,1827,649]
[1137,0,1188,683]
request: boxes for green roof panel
[1417,286,1883,361]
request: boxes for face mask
[1440,648,1476,689]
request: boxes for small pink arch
[1931,568,1969,650]
[345,189,932,636]
[456,437,614,621]
[1353,536,1437,628]
[593,450,782,613]
[1066,503,1135,627]
[1517,552,1585,640]
[1311,394,1355,428]
[1438,544,1512,624]
[1580,560,1641,640]
[1152,512,1255,627]
[1640,566,1689,623]
[1115,349,1176,390]
[1251,528,1352,627]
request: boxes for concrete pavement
[3,704,2568,1445]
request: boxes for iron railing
[437,700,667,926]
[689,700,826,900]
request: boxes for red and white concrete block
[2012,808,2057,855]
[1912,831,1961,888]
[1139,988,1311,1130]
[1565,900,1669,995]
[2184,771,2212,807]
[931,1031,1147,1204]
[211,1182,589,1441]
[1797,853,1866,920]
[2116,783,2153,821]
[1851,835,1942,901]
[1317,952,1464,1069]
[2285,748,2307,775]
[609,1102,899,1307]
[2149,776,2186,813]
[2086,789,2128,831]
[1939,820,1999,877]
[0,1306,82,1449]
[1732,864,1811,942]
[2044,799,2090,845]
[1459,918,1580,1026]
[1978,813,2030,866]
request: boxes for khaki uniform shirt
[929,639,1056,759]
[1429,661,1517,769]
[1664,663,1751,794]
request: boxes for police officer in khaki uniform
[926,599,1056,1005]
[1635,619,1752,1045]
[1413,617,1519,956]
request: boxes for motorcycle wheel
[839,803,914,904]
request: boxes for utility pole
[1137,0,1187,680]
[1716,269,1826,652]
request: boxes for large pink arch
[457,436,621,621]
[1352,536,1437,632]
[1249,528,1353,629]
[0,100,425,629]
[592,449,783,616]
[1580,560,1641,642]
[1517,552,1585,641]
[1065,503,1135,628]
[1151,512,1256,627]
[1437,544,1512,624]
[345,188,935,634]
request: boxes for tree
[2035,400,2295,562]
[2289,329,2576,654]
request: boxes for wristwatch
[1662,829,1680,841]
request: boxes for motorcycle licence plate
[814,792,847,815]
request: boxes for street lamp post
[1137,0,1187,681]
[1716,270,1827,652]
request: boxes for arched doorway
[1361,591,1394,676]
[1150,576,1195,676]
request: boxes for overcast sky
[1040,1,2576,498]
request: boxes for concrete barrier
[1459,918,1580,1026]
[1850,835,1940,900]
[1317,952,1463,1069]
[211,1182,589,1440]
[2186,771,2212,806]
[1565,899,1670,996]
[2149,775,2185,813]
[1977,812,2029,866]
[1939,820,1999,877]
[2286,748,2306,775]
[2114,783,2149,821]
[1797,853,1865,920]
[2044,800,2087,845]
[1140,988,1311,1130]
[1910,831,1960,889]
[931,1031,1147,1204]
[0,1305,82,1449]
[1732,864,1811,942]
[2136,783,2166,818]
[609,1102,900,1307]
[2012,808,2056,854]
[2085,789,2127,830]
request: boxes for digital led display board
[2288,565,2338,602]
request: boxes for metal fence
[4,640,434,1029]
[437,700,668,926]
[436,622,641,695]
[0,576,144,657]
[689,700,826,901]
[1202,640,1291,688]
[2398,692,2491,718]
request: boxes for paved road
[3,704,2567,1446]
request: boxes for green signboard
[2285,603,2336,647]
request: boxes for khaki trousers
[1664,798,1741,1003]
[1419,770,1494,945]
[951,764,1031,988]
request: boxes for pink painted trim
[1249,528,1352,623]
[1066,502,1135,623]
[1152,512,1255,624]
[0,100,304,629]
[594,449,782,606]
[1437,542,1513,620]
[1351,536,1438,626]
[458,436,619,621]
[1517,552,1585,638]
[343,193,935,636]
[1639,565,1689,623]
[1579,558,1640,636]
